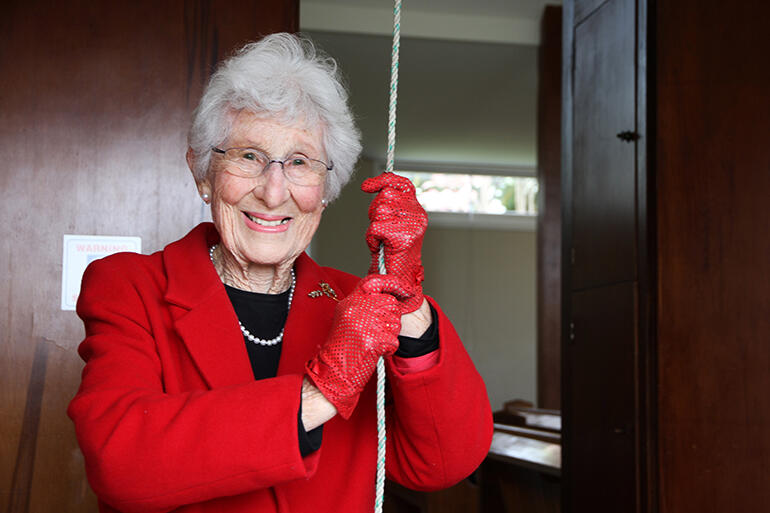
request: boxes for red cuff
[390,350,439,374]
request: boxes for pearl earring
[321,199,328,206]
[201,193,210,202]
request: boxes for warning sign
[61,234,142,311]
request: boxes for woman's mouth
[243,212,292,232]
[245,213,290,226]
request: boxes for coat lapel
[277,253,346,376]
[163,224,254,388]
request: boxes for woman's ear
[187,147,212,202]
[185,147,198,175]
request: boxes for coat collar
[161,223,344,388]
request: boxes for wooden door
[0,1,297,511]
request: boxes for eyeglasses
[211,147,332,187]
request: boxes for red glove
[361,172,428,314]
[305,275,408,419]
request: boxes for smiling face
[194,110,327,272]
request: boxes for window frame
[380,160,538,231]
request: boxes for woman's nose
[256,161,291,207]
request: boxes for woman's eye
[291,158,308,167]
[242,152,258,161]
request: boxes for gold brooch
[308,282,339,301]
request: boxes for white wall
[312,159,537,412]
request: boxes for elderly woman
[68,33,492,513]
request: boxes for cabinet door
[567,283,637,513]
[571,0,637,291]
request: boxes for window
[392,165,539,230]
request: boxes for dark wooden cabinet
[563,1,647,511]
[563,0,770,512]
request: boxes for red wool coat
[68,223,493,513]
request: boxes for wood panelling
[571,0,636,291]
[0,1,297,510]
[7,341,49,513]
[655,1,770,512]
[536,5,563,410]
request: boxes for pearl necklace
[209,244,295,346]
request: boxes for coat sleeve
[383,296,494,490]
[67,258,319,513]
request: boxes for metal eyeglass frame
[211,147,333,179]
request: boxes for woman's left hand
[305,274,406,419]
[362,172,428,314]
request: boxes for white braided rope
[375,1,402,511]
[374,349,387,513]
[375,248,387,513]
[385,0,402,175]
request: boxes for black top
[224,284,289,380]
[224,283,439,457]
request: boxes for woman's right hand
[305,275,407,419]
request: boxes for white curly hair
[187,33,362,202]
